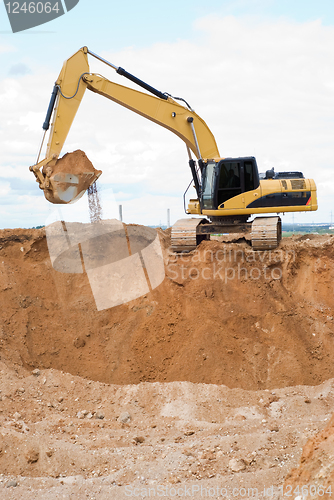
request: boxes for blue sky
[0,0,334,227]
[1,0,334,59]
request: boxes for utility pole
[167,208,170,228]
[119,204,123,222]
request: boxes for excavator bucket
[42,150,102,204]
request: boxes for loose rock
[229,458,246,473]
[119,412,131,423]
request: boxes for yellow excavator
[30,46,317,251]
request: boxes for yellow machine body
[189,178,318,216]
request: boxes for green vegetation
[282,223,334,237]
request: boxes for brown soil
[0,227,333,498]
[1,227,333,389]
[44,150,99,176]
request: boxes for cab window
[202,162,216,209]
[217,162,241,205]
[244,161,255,191]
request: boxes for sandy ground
[284,411,334,499]
[0,226,334,499]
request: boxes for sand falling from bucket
[87,182,103,223]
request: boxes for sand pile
[43,150,99,177]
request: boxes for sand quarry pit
[0,225,334,498]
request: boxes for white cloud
[1,16,334,228]
[9,63,31,76]
[0,181,10,197]
[0,43,15,54]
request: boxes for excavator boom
[30,46,219,204]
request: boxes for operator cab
[201,157,260,209]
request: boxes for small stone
[32,369,40,377]
[119,412,131,423]
[169,476,181,484]
[304,398,311,404]
[184,430,195,436]
[6,479,17,488]
[46,449,54,457]
[270,425,279,432]
[26,449,39,464]
[76,411,85,419]
[229,458,246,473]
[133,436,145,444]
[62,476,77,485]
[95,412,104,420]
[86,412,94,419]
[73,337,86,348]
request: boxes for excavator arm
[30,46,318,252]
[30,46,220,204]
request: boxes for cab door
[217,158,260,209]
[217,160,242,208]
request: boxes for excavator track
[172,216,282,252]
[171,218,206,252]
[251,216,282,250]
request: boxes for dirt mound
[1,226,334,390]
[41,150,102,204]
[44,150,99,176]
[284,413,334,497]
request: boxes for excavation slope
[0,227,333,390]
